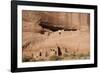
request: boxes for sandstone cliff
[22,10,90,62]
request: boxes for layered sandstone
[22,10,90,62]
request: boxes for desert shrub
[22,57,30,62]
[78,54,84,57]
[49,55,62,61]
[63,53,69,57]
[63,52,79,60]
[38,59,45,61]
[62,51,90,60]
[75,53,90,59]
[86,52,90,56]
[30,58,37,62]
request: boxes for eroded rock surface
[22,10,90,62]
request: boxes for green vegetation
[22,57,30,62]
[49,55,63,61]
[63,52,90,60]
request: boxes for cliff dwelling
[22,10,90,62]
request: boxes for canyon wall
[22,10,90,32]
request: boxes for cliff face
[22,10,90,32]
[22,11,42,32]
[22,10,90,62]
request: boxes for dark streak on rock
[39,22,77,32]
[22,41,31,50]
